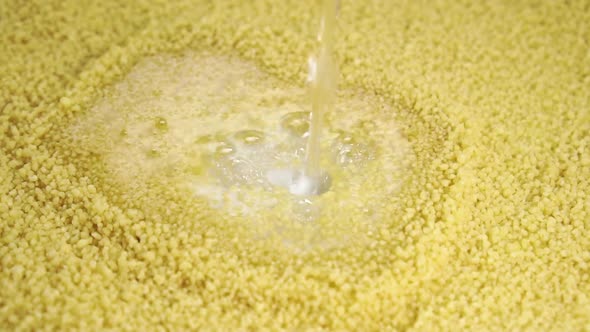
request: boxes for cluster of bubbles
[182,111,375,197]
[69,53,409,250]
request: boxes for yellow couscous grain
[1,0,589,330]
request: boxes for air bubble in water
[154,116,169,132]
[332,131,375,166]
[195,134,216,145]
[214,141,236,156]
[147,147,161,158]
[281,112,310,139]
[213,155,266,187]
[293,198,320,222]
[233,130,265,145]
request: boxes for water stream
[268,0,339,196]
[303,0,338,187]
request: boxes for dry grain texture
[1,0,589,330]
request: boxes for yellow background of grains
[1,0,589,330]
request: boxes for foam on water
[69,52,411,250]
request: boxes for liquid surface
[3,0,589,330]
[69,53,411,250]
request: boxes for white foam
[266,168,331,196]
